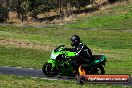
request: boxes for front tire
[42,62,59,77]
[77,76,85,85]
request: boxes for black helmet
[71,35,80,47]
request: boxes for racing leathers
[70,42,92,71]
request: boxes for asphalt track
[0,66,131,86]
[0,66,75,80]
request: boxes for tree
[0,0,9,22]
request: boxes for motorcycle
[42,45,106,77]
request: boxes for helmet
[71,35,80,47]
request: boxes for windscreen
[54,45,65,53]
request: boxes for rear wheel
[42,62,59,77]
[97,65,105,74]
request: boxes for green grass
[0,26,132,49]
[0,46,50,68]
[0,75,129,88]
[0,26,71,45]
[0,26,131,88]
[0,26,132,75]
[64,3,132,29]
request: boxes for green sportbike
[42,45,106,77]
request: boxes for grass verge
[64,3,132,30]
[0,74,129,88]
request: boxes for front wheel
[42,62,59,77]
[77,76,86,85]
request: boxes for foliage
[0,6,9,22]
[0,0,129,22]
[0,0,100,21]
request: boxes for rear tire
[97,65,105,74]
[42,62,59,77]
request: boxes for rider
[70,35,93,72]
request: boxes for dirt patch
[93,48,111,54]
[0,39,55,51]
[121,30,132,32]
